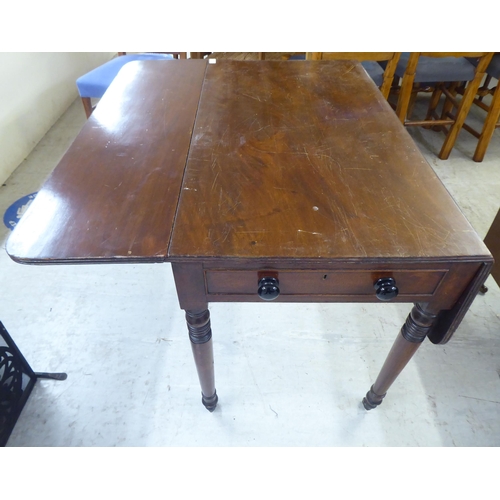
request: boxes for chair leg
[439,77,484,160]
[396,53,419,124]
[81,97,93,119]
[396,79,416,124]
[424,85,443,129]
[473,84,500,162]
[439,82,459,122]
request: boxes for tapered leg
[362,303,438,410]
[186,309,218,412]
[473,84,500,162]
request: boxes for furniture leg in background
[0,322,67,446]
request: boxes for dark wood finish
[185,310,218,412]
[168,61,491,410]
[169,61,488,262]
[7,60,207,264]
[363,303,438,410]
[171,263,209,311]
[426,261,492,344]
[484,208,500,287]
[6,60,493,413]
[205,268,446,298]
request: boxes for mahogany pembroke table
[7,60,493,412]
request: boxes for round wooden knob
[258,277,280,300]
[374,278,398,301]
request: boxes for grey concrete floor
[1,90,499,448]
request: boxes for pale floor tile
[1,96,500,447]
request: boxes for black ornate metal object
[0,322,67,446]
[258,277,280,301]
[374,277,399,301]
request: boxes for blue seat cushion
[395,52,476,83]
[360,60,385,87]
[76,53,174,98]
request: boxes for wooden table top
[7,60,207,264]
[170,60,489,263]
[7,59,491,265]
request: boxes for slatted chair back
[395,52,494,160]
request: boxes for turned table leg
[362,303,438,410]
[185,309,218,412]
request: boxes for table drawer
[205,269,447,300]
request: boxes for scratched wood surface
[169,60,490,261]
[7,59,208,264]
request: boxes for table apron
[171,261,485,312]
[204,268,447,302]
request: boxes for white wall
[0,52,115,184]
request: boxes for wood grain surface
[168,60,490,261]
[7,59,491,266]
[7,60,207,263]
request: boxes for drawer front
[205,269,447,300]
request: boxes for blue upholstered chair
[305,53,401,100]
[76,53,183,118]
[394,52,494,160]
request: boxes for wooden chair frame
[305,52,401,99]
[395,52,494,160]
[456,72,500,162]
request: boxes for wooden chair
[305,52,401,99]
[394,52,494,160]
[76,52,187,118]
[462,53,500,162]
